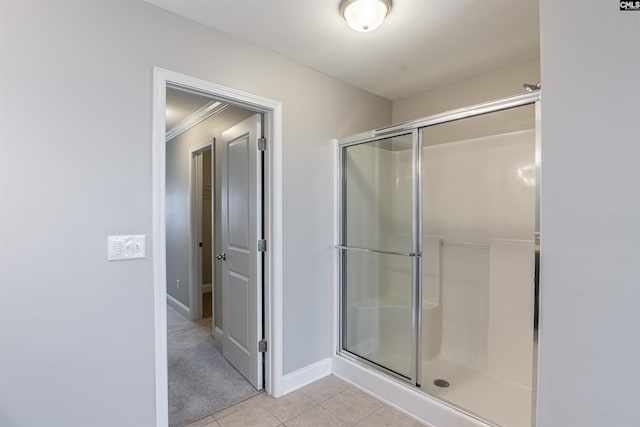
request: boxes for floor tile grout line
[203,394,261,423]
[192,375,425,427]
[281,399,324,425]
[266,394,322,424]
[318,400,363,426]
[323,386,385,425]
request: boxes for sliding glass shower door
[337,92,541,427]
[339,133,418,381]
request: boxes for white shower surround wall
[339,127,536,426]
[422,130,535,381]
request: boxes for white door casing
[191,149,204,320]
[153,68,284,426]
[220,114,263,389]
[188,142,213,322]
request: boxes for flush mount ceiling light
[340,0,392,33]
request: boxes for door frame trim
[188,142,213,322]
[152,67,284,427]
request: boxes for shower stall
[336,91,540,427]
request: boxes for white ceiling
[148,0,540,101]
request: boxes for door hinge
[258,137,267,151]
[258,339,267,353]
[258,239,267,252]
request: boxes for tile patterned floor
[185,375,426,427]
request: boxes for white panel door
[220,114,263,389]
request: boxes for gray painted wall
[392,57,541,124]
[0,1,391,426]
[537,1,640,426]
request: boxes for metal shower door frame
[336,90,542,427]
[337,128,421,385]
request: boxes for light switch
[108,235,146,261]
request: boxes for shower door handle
[335,245,420,258]
[216,253,227,261]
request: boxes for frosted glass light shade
[340,0,391,33]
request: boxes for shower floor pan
[421,357,531,427]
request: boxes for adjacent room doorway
[152,68,284,427]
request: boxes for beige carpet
[167,305,260,427]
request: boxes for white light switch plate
[108,235,146,261]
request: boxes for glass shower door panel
[343,250,413,379]
[343,135,413,253]
[341,134,415,379]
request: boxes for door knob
[216,253,227,261]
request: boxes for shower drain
[433,378,450,388]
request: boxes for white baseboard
[214,326,223,343]
[203,283,212,293]
[167,294,190,319]
[282,357,332,395]
[332,355,488,427]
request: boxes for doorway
[152,68,284,427]
[166,88,264,426]
[194,147,213,321]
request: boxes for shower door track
[336,89,542,427]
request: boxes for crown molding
[165,101,228,142]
